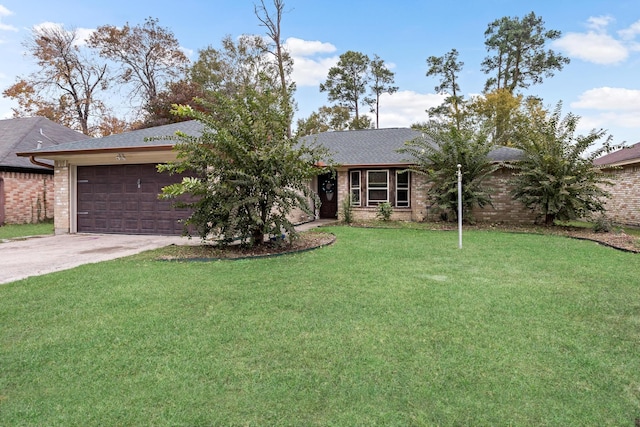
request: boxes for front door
[318,173,337,219]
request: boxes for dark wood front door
[77,164,189,235]
[318,173,337,219]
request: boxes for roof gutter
[29,156,54,170]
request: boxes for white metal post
[457,164,462,249]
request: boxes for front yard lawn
[0,222,53,240]
[1,226,639,425]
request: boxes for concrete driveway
[0,233,193,285]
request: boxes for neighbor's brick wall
[53,160,70,234]
[599,165,640,227]
[0,171,54,224]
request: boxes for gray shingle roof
[20,120,204,155]
[302,128,425,165]
[487,146,524,162]
[0,116,89,170]
[19,121,525,166]
[302,128,524,165]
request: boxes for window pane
[351,189,360,205]
[350,171,360,187]
[369,189,388,201]
[397,171,409,187]
[368,171,387,187]
[397,189,409,207]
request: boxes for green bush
[592,214,613,233]
[376,202,393,221]
[341,196,354,224]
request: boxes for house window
[396,171,410,207]
[350,170,361,206]
[367,170,389,206]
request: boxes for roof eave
[16,145,176,159]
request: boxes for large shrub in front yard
[401,122,498,222]
[511,103,615,225]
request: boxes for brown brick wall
[599,165,640,226]
[0,171,54,224]
[472,169,539,224]
[336,167,537,225]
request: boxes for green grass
[0,222,54,240]
[1,227,639,425]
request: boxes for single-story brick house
[594,142,640,227]
[19,120,536,235]
[302,128,535,224]
[0,116,89,225]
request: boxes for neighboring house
[19,121,535,236]
[594,142,640,227]
[0,117,89,225]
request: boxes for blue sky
[0,0,639,145]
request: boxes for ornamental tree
[158,88,331,247]
[402,122,498,222]
[511,103,615,225]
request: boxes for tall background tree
[426,48,464,129]
[3,24,109,135]
[481,11,570,93]
[320,50,371,129]
[254,0,295,137]
[295,105,351,136]
[365,54,398,129]
[88,17,189,109]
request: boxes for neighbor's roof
[18,120,204,157]
[0,116,89,170]
[594,142,640,166]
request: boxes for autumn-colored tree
[88,17,189,106]
[140,80,207,129]
[3,25,109,135]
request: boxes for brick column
[54,160,70,234]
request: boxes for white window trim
[350,170,361,207]
[366,169,389,206]
[396,170,410,208]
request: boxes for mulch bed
[158,231,336,260]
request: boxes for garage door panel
[77,164,190,235]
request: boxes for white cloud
[571,87,640,111]
[285,37,336,56]
[570,87,640,143]
[552,15,640,65]
[618,19,640,40]
[285,37,338,87]
[32,22,95,46]
[0,4,17,32]
[587,15,615,32]
[553,32,627,64]
[376,91,447,128]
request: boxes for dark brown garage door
[77,164,189,235]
